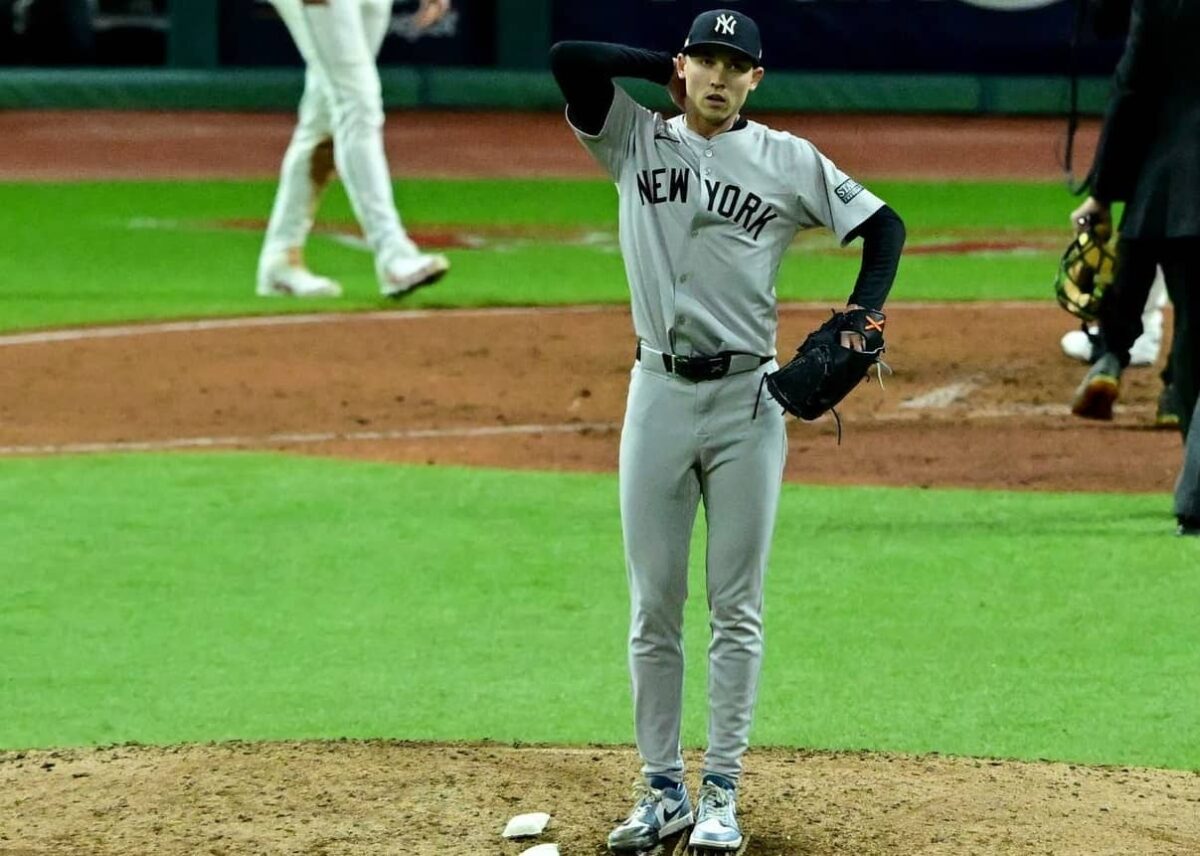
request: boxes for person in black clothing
[1063,0,1179,428]
[1068,0,1200,535]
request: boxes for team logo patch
[835,178,864,204]
[715,13,737,35]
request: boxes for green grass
[0,179,1080,331]
[2,175,1176,774]
[2,453,1196,769]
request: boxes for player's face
[677,47,764,127]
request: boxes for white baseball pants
[263,0,411,263]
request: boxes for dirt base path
[0,303,1180,493]
[2,741,1198,856]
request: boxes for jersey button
[704,150,713,158]
[690,229,699,237]
[679,273,690,283]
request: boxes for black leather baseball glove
[762,308,887,430]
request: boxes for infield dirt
[0,303,1182,493]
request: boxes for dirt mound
[2,740,1196,855]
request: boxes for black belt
[636,343,771,383]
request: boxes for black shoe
[1178,516,1200,537]
[1071,353,1122,421]
[1155,384,1182,430]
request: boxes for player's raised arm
[548,41,675,135]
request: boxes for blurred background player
[257,0,451,299]
[1062,269,1180,427]
[1067,0,1200,535]
[1060,269,1163,367]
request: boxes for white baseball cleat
[256,260,343,299]
[1060,327,1160,367]
[607,777,693,851]
[687,776,742,851]
[1128,332,1162,367]
[377,249,450,299]
[1060,328,1099,363]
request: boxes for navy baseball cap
[682,9,762,65]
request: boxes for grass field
[3,454,1198,769]
[0,179,1076,331]
[3,177,1196,777]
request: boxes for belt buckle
[666,353,689,380]
[672,353,729,382]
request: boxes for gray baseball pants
[619,357,787,784]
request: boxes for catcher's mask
[1055,219,1117,323]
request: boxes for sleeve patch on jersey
[835,179,864,204]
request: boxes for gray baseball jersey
[569,84,890,788]
[572,85,885,357]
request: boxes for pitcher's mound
[2,740,1198,855]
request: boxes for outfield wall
[2,0,1120,115]
[0,67,1112,115]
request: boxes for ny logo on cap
[715,13,737,35]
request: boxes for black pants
[1101,237,1200,517]
[1165,241,1200,519]
[1100,239,1198,429]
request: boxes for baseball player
[552,10,905,851]
[1060,268,1166,367]
[256,0,451,299]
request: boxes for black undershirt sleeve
[549,41,676,135]
[844,205,906,311]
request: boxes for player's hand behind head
[668,57,687,113]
